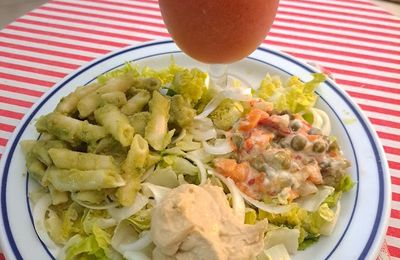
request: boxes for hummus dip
[151,184,267,260]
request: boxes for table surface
[0,0,399,259]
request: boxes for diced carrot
[254,174,267,193]
[235,162,250,182]
[307,167,324,185]
[244,138,253,151]
[288,189,300,202]
[307,134,319,142]
[214,158,237,175]
[237,182,259,200]
[329,151,338,157]
[240,108,269,131]
[214,159,249,183]
[236,182,250,195]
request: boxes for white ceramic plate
[0,40,391,260]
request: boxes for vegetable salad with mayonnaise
[21,61,354,260]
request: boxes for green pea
[273,151,291,170]
[313,141,326,153]
[328,140,339,152]
[279,138,291,148]
[290,120,302,132]
[291,135,307,151]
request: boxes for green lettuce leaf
[256,73,326,113]
[298,232,320,250]
[324,191,342,208]
[259,202,335,245]
[170,68,208,105]
[97,62,139,85]
[244,208,257,225]
[336,174,355,192]
[65,225,112,260]
[125,208,152,233]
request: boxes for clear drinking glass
[158,0,280,88]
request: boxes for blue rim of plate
[0,39,388,260]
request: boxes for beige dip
[151,184,267,260]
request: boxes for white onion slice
[264,227,300,254]
[96,218,117,229]
[108,193,148,222]
[195,94,225,119]
[57,234,81,260]
[111,218,152,259]
[140,166,156,182]
[141,183,171,204]
[243,193,292,214]
[189,118,217,141]
[320,201,341,236]
[195,86,252,120]
[312,108,331,136]
[120,231,152,252]
[32,193,61,254]
[258,244,291,260]
[171,129,186,144]
[211,172,245,223]
[185,154,208,185]
[311,108,323,129]
[295,185,334,212]
[202,139,233,155]
[70,193,119,210]
[123,252,151,260]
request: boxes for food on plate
[21,62,354,260]
[151,184,267,259]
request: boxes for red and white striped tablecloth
[0,0,399,259]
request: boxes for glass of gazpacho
[158,0,280,87]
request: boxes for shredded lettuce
[264,227,300,254]
[126,208,152,233]
[336,174,355,192]
[170,68,208,105]
[245,208,257,225]
[295,186,334,212]
[146,166,179,188]
[259,202,336,247]
[141,59,184,86]
[298,232,320,250]
[97,62,139,85]
[256,73,326,113]
[258,244,291,260]
[64,225,113,260]
[161,155,198,176]
[324,191,342,208]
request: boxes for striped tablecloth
[0,0,399,259]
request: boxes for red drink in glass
[158,0,279,64]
